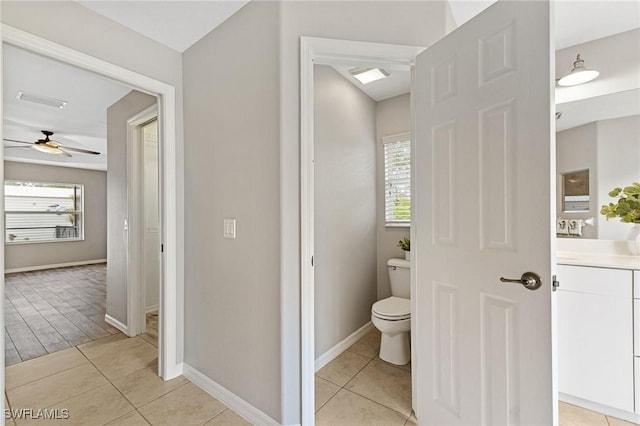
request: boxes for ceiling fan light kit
[3,130,100,157]
[558,54,600,87]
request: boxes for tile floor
[315,327,415,426]
[5,264,118,365]
[315,328,639,426]
[4,333,249,425]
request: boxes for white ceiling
[3,44,132,170]
[78,1,249,52]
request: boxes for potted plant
[397,237,411,261]
[600,182,640,254]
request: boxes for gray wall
[106,91,157,326]
[2,0,186,363]
[556,122,599,239]
[278,3,450,422]
[314,65,377,357]
[4,161,107,270]
[182,1,281,420]
[375,93,411,299]
[597,115,640,240]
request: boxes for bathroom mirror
[556,89,640,240]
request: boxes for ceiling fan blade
[58,148,73,158]
[60,145,100,155]
[3,146,30,149]
[3,139,34,145]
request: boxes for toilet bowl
[371,258,411,365]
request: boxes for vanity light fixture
[350,67,389,85]
[557,54,599,87]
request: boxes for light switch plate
[223,218,236,239]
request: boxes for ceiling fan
[3,130,100,157]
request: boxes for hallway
[4,333,248,425]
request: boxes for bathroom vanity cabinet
[557,263,638,422]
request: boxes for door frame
[300,36,425,424]
[0,24,182,380]
[127,106,158,338]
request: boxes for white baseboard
[559,393,640,424]
[145,304,159,314]
[315,321,374,372]
[182,363,280,426]
[5,259,107,274]
[104,314,129,335]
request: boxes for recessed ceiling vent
[16,91,68,109]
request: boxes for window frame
[4,179,85,245]
[383,132,411,227]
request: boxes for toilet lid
[372,297,410,320]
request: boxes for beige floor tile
[205,409,251,425]
[138,382,227,425]
[16,384,134,426]
[90,340,158,381]
[347,329,381,359]
[8,363,108,410]
[77,334,141,360]
[113,366,188,408]
[105,410,151,426]
[5,348,88,390]
[559,402,608,426]
[345,359,412,416]
[316,351,371,387]
[607,416,640,426]
[316,389,407,426]
[139,333,158,348]
[315,376,340,412]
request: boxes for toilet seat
[372,296,410,321]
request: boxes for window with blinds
[5,180,84,244]
[384,133,411,225]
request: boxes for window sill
[6,238,84,246]
[385,223,411,229]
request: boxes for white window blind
[5,180,84,244]
[384,134,411,224]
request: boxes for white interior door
[413,1,555,425]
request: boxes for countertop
[557,251,640,270]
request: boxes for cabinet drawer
[635,271,639,299]
[636,300,640,356]
[557,265,632,297]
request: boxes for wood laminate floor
[4,264,119,365]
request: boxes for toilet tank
[387,258,410,298]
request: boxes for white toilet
[371,258,411,365]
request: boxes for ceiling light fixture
[349,67,389,85]
[557,54,599,87]
[32,143,64,155]
[16,91,68,109]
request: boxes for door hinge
[311,256,314,267]
[552,275,560,292]
[161,244,164,253]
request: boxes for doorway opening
[1,24,181,384]
[299,37,424,425]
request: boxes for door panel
[413,1,554,425]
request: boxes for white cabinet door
[557,265,633,412]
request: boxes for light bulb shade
[32,144,63,155]
[558,54,599,86]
